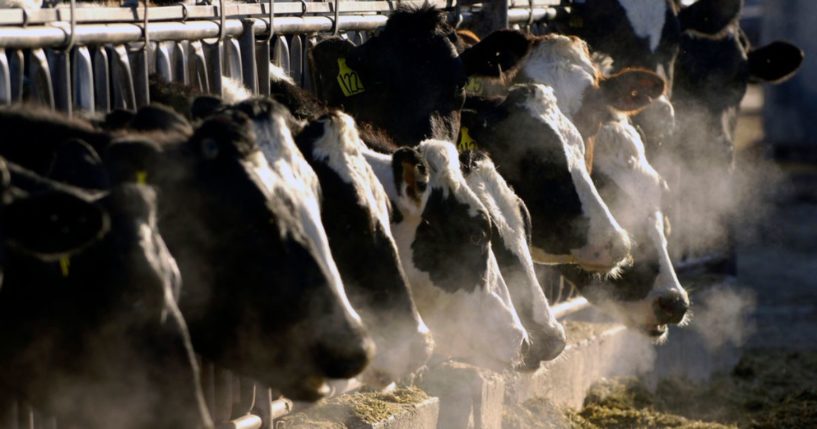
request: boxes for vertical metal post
[73,46,95,112]
[289,34,303,86]
[239,19,259,94]
[272,35,290,74]
[0,49,10,105]
[52,49,72,115]
[8,50,24,102]
[189,41,209,93]
[28,49,55,109]
[109,45,136,110]
[156,42,173,82]
[224,38,243,80]
[173,41,189,85]
[93,47,110,112]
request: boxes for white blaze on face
[618,0,667,52]
[388,140,526,369]
[249,113,362,325]
[520,84,630,268]
[464,157,562,333]
[519,35,598,118]
[310,113,393,233]
[592,117,688,331]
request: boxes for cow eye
[201,138,220,160]
[626,157,637,169]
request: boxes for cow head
[515,34,665,142]
[294,111,433,386]
[365,140,527,370]
[107,103,373,401]
[310,6,531,147]
[0,165,212,428]
[461,84,632,275]
[460,150,566,368]
[567,118,689,341]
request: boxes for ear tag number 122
[337,57,366,97]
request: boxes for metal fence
[0,2,580,428]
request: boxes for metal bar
[156,41,172,82]
[203,41,223,96]
[224,37,242,80]
[51,49,72,115]
[239,19,258,93]
[289,33,302,86]
[109,45,136,110]
[0,16,390,49]
[172,41,188,84]
[0,49,10,105]
[8,49,22,102]
[73,46,94,112]
[132,47,150,107]
[272,35,290,75]
[28,48,55,109]
[92,46,110,112]
[255,37,270,96]
[0,1,455,27]
[189,40,209,93]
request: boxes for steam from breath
[691,282,757,351]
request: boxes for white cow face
[462,152,566,367]
[581,118,689,341]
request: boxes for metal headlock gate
[0,1,584,428]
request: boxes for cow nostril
[313,337,374,379]
[655,294,689,325]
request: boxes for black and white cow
[460,150,567,367]
[310,5,532,147]
[461,84,632,274]
[105,103,374,401]
[364,140,529,370]
[561,117,689,339]
[0,161,212,429]
[2,103,374,401]
[291,110,434,386]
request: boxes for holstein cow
[460,150,566,368]
[561,117,689,339]
[364,140,528,370]
[104,103,374,401]
[2,103,373,402]
[310,5,532,147]
[150,74,435,386]
[0,162,212,429]
[461,84,632,273]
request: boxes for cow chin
[279,376,331,402]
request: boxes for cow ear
[460,30,531,77]
[191,96,226,121]
[748,41,804,84]
[47,139,109,190]
[600,69,665,113]
[309,38,359,102]
[4,191,109,258]
[678,0,743,34]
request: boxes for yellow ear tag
[464,77,483,94]
[457,127,476,152]
[136,170,148,185]
[59,256,70,278]
[337,57,365,97]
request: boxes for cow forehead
[517,84,586,165]
[618,0,668,52]
[521,37,598,117]
[417,139,486,216]
[309,112,393,233]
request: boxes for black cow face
[461,85,631,273]
[672,28,803,167]
[294,112,433,385]
[108,104,372,401]
[310,6,531,147]
[0,175,211,429]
